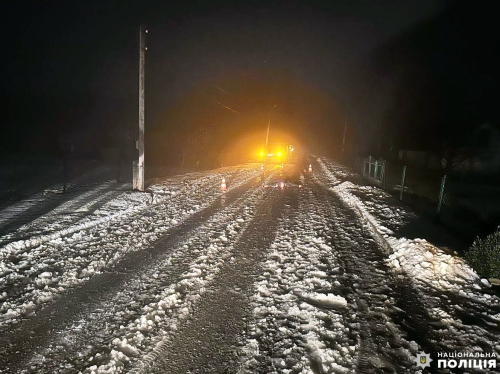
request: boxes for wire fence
[362,156,386,184]
[353,155,500,243]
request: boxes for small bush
[465,230,500,279]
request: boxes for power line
[212,84,229,94]
[212,99,240,114]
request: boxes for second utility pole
[341,119,347,162]
[136,26,147,191]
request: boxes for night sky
[1,0,496,167]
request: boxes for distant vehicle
[257,143,295,164]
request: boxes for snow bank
[317,157,487,291]
[317,157,500,367]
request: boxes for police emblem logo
[415,352,433,369]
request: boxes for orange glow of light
[218,129,303,166]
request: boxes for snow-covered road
[0,160,498,373]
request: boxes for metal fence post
[374,160,378,180]
[399,165,406,201]
[437,174,447,214]
[368,155,372,177]
[382,160,387,190]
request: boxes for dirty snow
[1,159,499,374]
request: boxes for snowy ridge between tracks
[0,166,260,328]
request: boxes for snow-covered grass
[0,164,116,228]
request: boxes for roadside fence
[353,155,500,242]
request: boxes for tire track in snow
[138,184,291,374]
[0,167,258,332]
[17,171,275,374]
[238,182,361,374]
[311,178,441,373]
[0,169,263,373]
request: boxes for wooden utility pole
[437,174,447,214]
[399,165,406,201]
[341,119,347,162]
[135,26,147,191]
